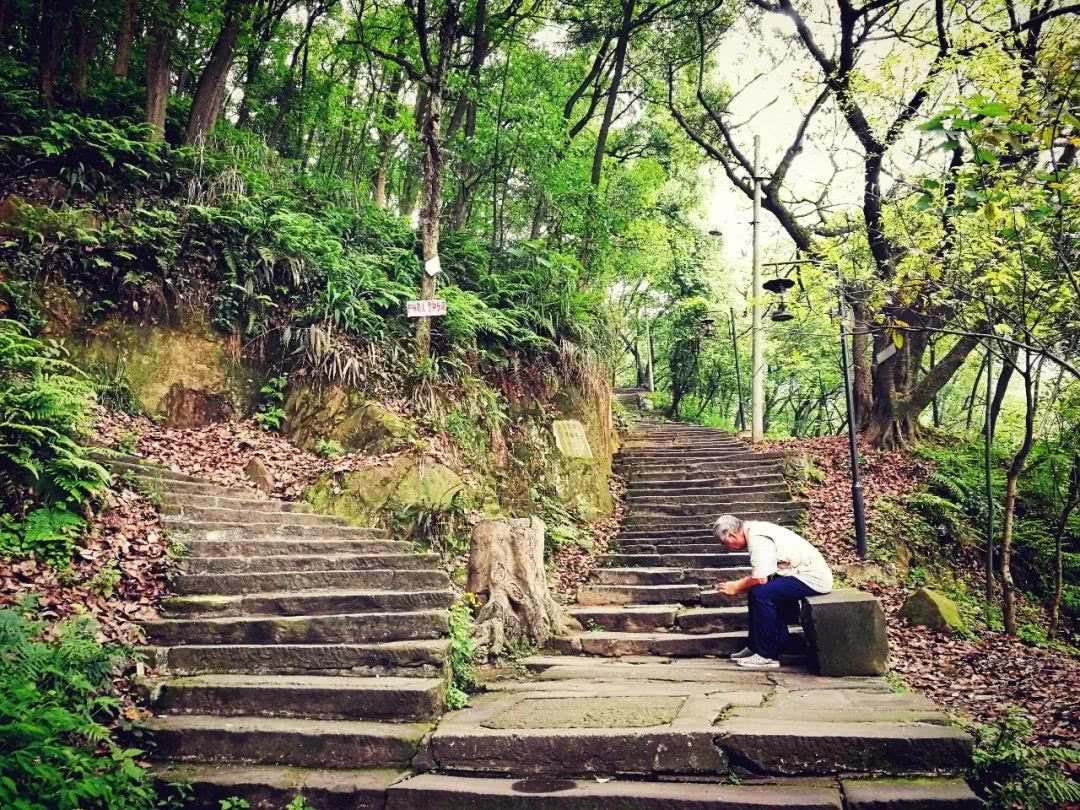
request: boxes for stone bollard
[801,589,889,676]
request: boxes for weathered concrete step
[163,518,382,537]
[152,639,450,676]
[163,505,351,526]
[182,553,440,575]
[143,609,449,646]
[628,486,794,504]
[602,553,749,569]
[628,473,785,492]
[154,763,402,810]
[569,604,678,633]
[173,568,449,596]
[550,630,747,657]
[182,538,411,558]
[160,492,313,513]
[161,589,454,618]
[594,566,751,585]
[714,718,975,775]
[151,674,445,721]
[148,714,428,768]
[628,499,808,518]
[387,774,848,809]
[577,583,700,606]
[617,544,750,556]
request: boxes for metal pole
[751,135,764,442]
[837,273,867,558]
[730,307,746,431]
[645,319,655,393]
[984,342,995,604]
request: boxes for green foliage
[285,796,315,810]
[388,494,471,559]
[446,594,481,710]
[87,357,143,416]
[314,438,345,458]
[254,375,288,432]
[0,607,170,810]
[217,799,250,810]
[969,709,1080,809]
[538,495,592,556]
[0,321,109,565]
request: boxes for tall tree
[184,0,253,145]
[144,1,176,141]
[113,0,137,77]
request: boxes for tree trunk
[415,82,444,362]
[986,342,1018,438]
[468,517,580,656]
[373,67,404,209]
[113,0,135,77]
[1049,456,1080,640]
[1000,352,1039,636]
[850,300,872,429]
[38,0,71,111]
[399,83,428,219]
[144,5,174,142]
[590,0,633,187]
[184,0,248,146]
[71,6,98,104]
[965,352,988,432]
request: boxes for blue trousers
[747,576,819,660]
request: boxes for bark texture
[144,7,174,141]
[184,0,248,145]
[113,0,135,77]
[468,517,579,655]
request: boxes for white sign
[407,299,447,318]
[875,343,898,366]
[424,255,442,277]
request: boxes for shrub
[969,708,1080,809]
[446,594,481,710]
[0,607,172,810]
[315,438,345,458]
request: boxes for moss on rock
[285,383,416,453]
[899,587,965,633]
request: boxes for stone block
[841,777,981,809]
[899,588,965,633]
[553,419,593,460]
[801,589,888,677]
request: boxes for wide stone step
[623,508,804,529]
[143,609,449,646]
[620,442,748,453]
[161,589,454,618]
[628,464,786,482]
[569,604,677,633]
[594,566,751,585]
[173,568,449,596]
[628,486,794,504]
[577,583,700,606]
[166,520,386,540]
[154,764,402,810]
[182,553,440,575]
[151,674,446,721]
[138,478,259,497]
[617,544,750,557]
[676,606,750,634]
[603,552,749,568]
[617,453,785,467]
[628,473,786,492]
[628,499,808,518]
[152,639,450,676]
[618,528,721,541]
[108,458,206,483]
[148,714,428,768]
[387,774,850,809]
[551,630,747,657]
[182,538,412,558]
[163,505,351,526]
[714,718,975,775]
[161,493,313,513]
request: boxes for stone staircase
[107,454,452,808]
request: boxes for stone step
[676,606,750,634]
[594,566,751,585]
[136,478,259,497]
[107,458,206,483]
[143,609,449,646]
[628,473,786,492]
[163,505,351,526]
[617,452,785,467]
[161,589,454,618]
[387,774,850,809]
[152,639,450,676]
[551,630,748,657]
[577,583,700,606]
[147,714,428,768]
[154,763,402,810]
[617,544,749,556]
[173,568,450,596]
[166,520,386,540]
[182,538,412,558]
[151,674,446,721]
[714,718,975,775]
[618,528,720,541]
[628,499,808,518]
[569,604,678,633]
[603,553,750,569]
[182,553,440,575]
[620,443,749,453]
[623,508,804,529]
[628,486,794,504]
[627,463,785,482]
[161,492,313,513]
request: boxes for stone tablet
[552,419,593,460]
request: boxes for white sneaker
[729,646,754,660]
[735,653,780,670]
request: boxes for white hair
[712,514,744,542]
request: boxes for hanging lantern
[771,302,795,322]
[701,317,716,337]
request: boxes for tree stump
[467,517,580,656]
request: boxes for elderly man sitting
[713,514,833,670]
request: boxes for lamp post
[763,260,868,559]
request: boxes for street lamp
[763,261,868,559]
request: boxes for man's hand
[718,580,741,596]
